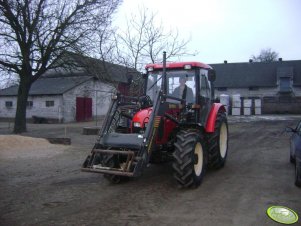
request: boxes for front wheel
[207,112,229,169]
[172,130,208,188]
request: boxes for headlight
[133,122,141,127]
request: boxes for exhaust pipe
[162,51,167,94]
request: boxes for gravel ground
[0,115,300,226]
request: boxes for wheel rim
[194,142,203,176]
[219,122,228,158]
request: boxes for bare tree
[0,0,122,133]
[115,7,193,71]
[107,7,194,96]
[0,72,18,88]
[251,48,279,62]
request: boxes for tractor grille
[132,127,144,134]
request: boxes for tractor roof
[145,62,212,70]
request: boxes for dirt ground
[0,116,300,226]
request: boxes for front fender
[205,103,226,133]
[132,107,153,128]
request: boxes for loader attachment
[81,149,137,177]
[81,89,162,178]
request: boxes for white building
[0,53,139,122]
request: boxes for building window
[5,101,13,108]
[279,77,291,93]
[27,101,33,108]
[249,87,259,91]
[46,100,54,107]
[217,87,227,91]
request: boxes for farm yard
[0,116,300,226]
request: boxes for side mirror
[208,69,216,82]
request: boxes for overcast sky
[114,0,301,64]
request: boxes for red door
[76,97,92,122]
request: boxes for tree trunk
[13,79,31,134]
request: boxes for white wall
[215,87,278,98]
[28,95,63,120]
[0,79,116,122]
[215,86,301,98]
[0,96,17,118]
[62,79,116,122]
[0,95,63,120]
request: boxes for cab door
[199,69,211,125]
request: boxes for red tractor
[82,52,228,188]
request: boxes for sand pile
[0,135,68,159]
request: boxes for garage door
[76,97,92,122]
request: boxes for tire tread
[172,130,207,188]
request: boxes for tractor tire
[102,154,129,184]
[207,112,229,169]
[172,130,208,188]
[295,160,301,187]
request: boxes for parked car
[286,120,301,187]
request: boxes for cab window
[146,73,162,101]
[167,70,195,103]
[200,69,211,99]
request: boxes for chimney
[249,59,253,63]
[224,60,227,64]
[279,58,282,62]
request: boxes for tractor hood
[132,107,153,128]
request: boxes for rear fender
[205,103,226,133]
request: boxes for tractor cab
[141,62,216,128]
[146,68,197,103]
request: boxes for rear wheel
[207,112,229,169]
[172,130,208,188]
[295,160,301,187]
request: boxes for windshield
[146,69,196,103]
[146,73,162,101]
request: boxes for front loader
[82,52,229,188]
